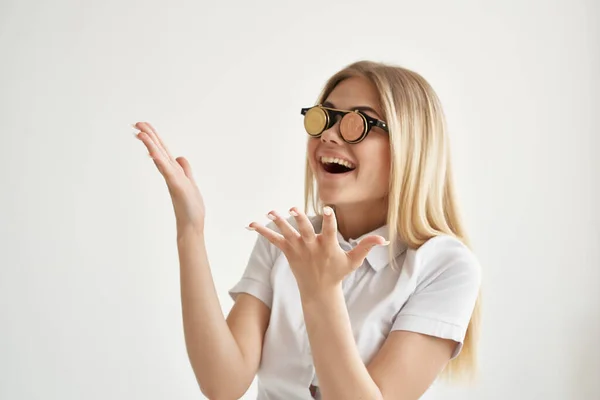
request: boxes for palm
[248,207,388,294]
[133,121,206,230]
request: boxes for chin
[315,193,338,207]
[318,187,387,209]
[317,189,352,207]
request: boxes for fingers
[145,121,175,159]
[321,206,338,242]
[247,222,286,249]
[134,121,187,181]
[289,207,316,242]
[176,157,194,179]
[347,235,390,266]
[134,122,172,161]
[266,211,301,241]
[135,130,173,177]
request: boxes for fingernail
[131,123,138,129]
[133,131,139,138]
[378,241,391,246]
[289,209,298,217]
[266,213,276,221]
[245,226,256,231]
[323,206,333,216]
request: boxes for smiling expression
[307,76,391,208]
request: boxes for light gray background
[1,0,598,399]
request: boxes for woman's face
[307,76,391,208]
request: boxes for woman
[133,60,482,400]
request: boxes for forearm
[301,285,383,400]
[177,229,251,398]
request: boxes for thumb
[347,235,390,266]
[176,157,194,179]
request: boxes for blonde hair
[304,60,481,382]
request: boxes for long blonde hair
[304,60,481,381]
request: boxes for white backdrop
[1,0,598,399]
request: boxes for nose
[320,119,343,144]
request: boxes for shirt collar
[316,216,408,271]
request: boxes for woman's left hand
[247,206,389,300]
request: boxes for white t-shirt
[229,215,481,400]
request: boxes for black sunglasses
[300,104,389,144]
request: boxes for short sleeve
[228,222,281,309]
[391,235,481,358]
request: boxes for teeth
[320,156,355,169]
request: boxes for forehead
[324,76,382,111]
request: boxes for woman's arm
[301,286,454,400]
[133,122,270,399]
[300,286,383,399]
[178,228,270,400]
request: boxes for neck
[331,197,388,241]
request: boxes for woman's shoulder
[405,234,481,286]
[413,234,473,255]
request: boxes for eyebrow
[322,101,383,120]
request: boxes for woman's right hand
[133,121,206,234]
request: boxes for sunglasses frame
[300,104,389,144]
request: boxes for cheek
[373,159,391,188]
[357,140,391,181]
[380,151,391,179]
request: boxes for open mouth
[320,156,356,174]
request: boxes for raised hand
[247,206,389,299]
[133,122,206,233]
